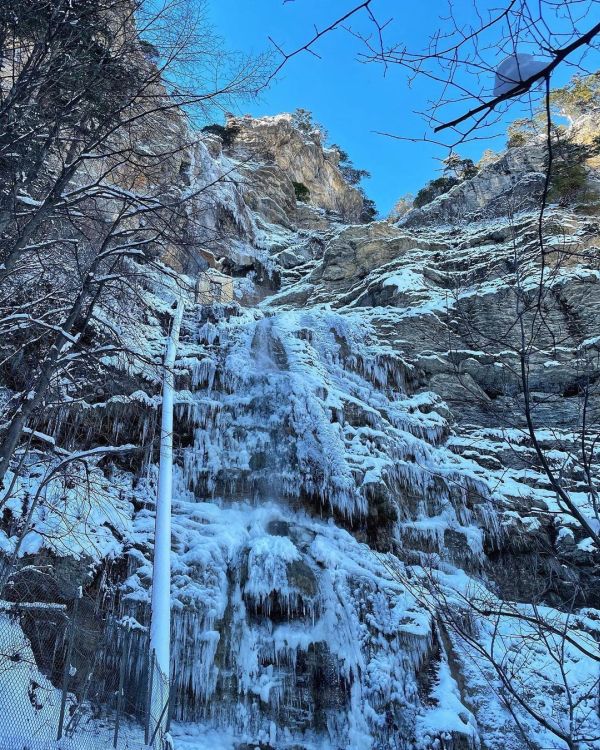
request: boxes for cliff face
[1,105,599,750]
[170,115,600,750]
[221,113,365,224]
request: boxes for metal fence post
[148,693,169,748]
[113,625,129,748]
[57,588,81,741]
[145,648,155,745]
[166,680,175,733]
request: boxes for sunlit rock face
[149,113,365,275]
[3,104,599,750]
[402,146,548,227]
[403,110,600,228]
[221,114,365,225]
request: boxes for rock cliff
[221,114,364,225]
[1,100,599,750]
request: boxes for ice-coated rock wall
[2,108,599,750]
[146,112,598,750]
[121,298,496,748]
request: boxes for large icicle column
[148,299,184,744]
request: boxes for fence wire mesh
[0,570,170,750]
[145,652,171,750]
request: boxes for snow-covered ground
[0,611,148,750]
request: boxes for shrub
[389,193,414,220]
[359,193,377,223]
[507,130,527,148]
[549,160,589,203]
[330,144,350,163]
[293,181,311,202]
[506,117,541,148]
[414,176,459,208]
[341,165,371,186]
[329,143,371,186]
[292,108,328,141]
[548,135,600,204]
[460,159,479,180]
[550,73,600,120]
[477,149,500,169]
[443,153,478,180]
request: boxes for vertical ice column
[148,298,184,742]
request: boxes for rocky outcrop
[403,145,547,226]
[154,114,599,749]
[220,114,365,225]
[403,110,600,228]
[151,113,367,274]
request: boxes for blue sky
[207,1,597,215]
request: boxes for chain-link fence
[145,651,171,750]
[0,572,171,750]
